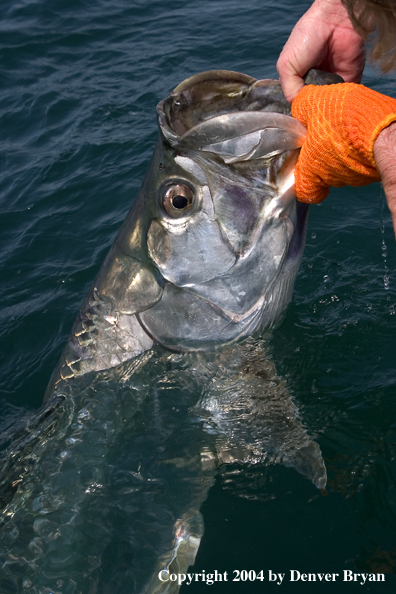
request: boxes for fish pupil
[172,195,188,209]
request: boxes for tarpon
[0,70,337,593]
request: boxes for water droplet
[380,192,390,290]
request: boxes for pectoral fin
[196,340,327,489]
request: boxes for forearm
[374,121,396,238]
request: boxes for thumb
[294,157,330,204]
[277,65,305,103]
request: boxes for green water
[1,0,396,591]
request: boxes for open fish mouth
[158,69,306,158]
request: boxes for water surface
[1,0,396,591]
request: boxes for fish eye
[162,183,194,217]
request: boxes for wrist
[374,122,396,237]
[373,121,396,174]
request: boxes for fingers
[276,7,327,103]
[294,136,331,204]
[294,159,330,204]
[276,49,308,103]
[276,0,365,102]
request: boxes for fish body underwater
[0,70,332,593]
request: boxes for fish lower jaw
[137,287,279,353]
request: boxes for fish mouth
[157,69,298,144]
[156,70,306,166]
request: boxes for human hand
[276,0,365,102]
[291,83,396,233]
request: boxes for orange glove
[291,83,396,203]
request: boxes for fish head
[132,71,308,350]
[75,71,309,359]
